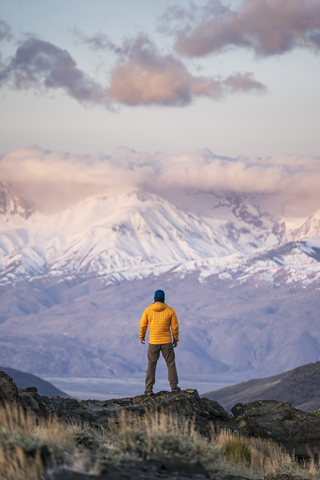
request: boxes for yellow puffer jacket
[139,302,179,345]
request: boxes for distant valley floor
[38,373,236,400]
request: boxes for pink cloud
[106,35,265,106]
[0,29,265,108]
[168,0,320,57]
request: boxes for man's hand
[173,340,178,348]
[140,338,145,344]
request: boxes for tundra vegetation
[0,403,320,479]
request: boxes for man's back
[140,302,179,345]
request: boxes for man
[139,289,180,395]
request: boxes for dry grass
[213,428,320,479]
[0,402,71,444]
[1,403,320,479]
[102,410,221,463]
[0,403,77,480]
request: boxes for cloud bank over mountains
[1,146,320,215]
[2,0,320,109]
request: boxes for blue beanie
[154,290,165,303]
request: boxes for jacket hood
[151,302,167,312]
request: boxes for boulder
[0,370,21,405]
[232,400,320,460]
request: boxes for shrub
[105,411,221,464]
[223,436,251,467]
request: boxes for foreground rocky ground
[1,370,320,479]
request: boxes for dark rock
[48,471,99,480]
[19,390,41,412]
[232,400,320,460]
[66,398,81,409]
[211,477,250,480]
[266,476,303,480]
[0,370,21,405]
[26,386,38,393]
[50,463,248,479]
[146,453,208,475]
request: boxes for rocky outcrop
[17,387,232,436]
[3,368,320,459]
[13,384,320,462]
[2,370,320,468]
[0,370,21,405]
[232,400,320,460]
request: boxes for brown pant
[145,342,179,393]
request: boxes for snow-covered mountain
[0,189,237,283]
[0,183,320,384]
[0,184,319,287]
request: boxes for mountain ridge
[0,365,68,397]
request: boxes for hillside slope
[0,272,319,380]
[203,361,320,413]
[0,366,68,397]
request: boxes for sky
[1,0,320,158]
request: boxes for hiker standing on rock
[139,289,180,395]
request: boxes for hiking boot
[171,387,181,393]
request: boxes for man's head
[154,290,165,303]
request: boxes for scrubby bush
[104,411,221,464]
